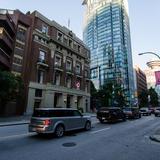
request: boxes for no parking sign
[76,82,80,89]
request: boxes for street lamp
[138,52,160,59]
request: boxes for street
[0,116,160,160]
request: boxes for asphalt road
[0,116,160,160]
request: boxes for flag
[155,71,160,85]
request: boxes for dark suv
[123,107,141,119]
[97,107,126,123]
[154,108,160,117]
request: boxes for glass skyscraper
[83,0,135,105]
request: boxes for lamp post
[138,52,160,59]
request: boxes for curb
[0,121,29,127]
[150,135,160,143]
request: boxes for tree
[138,90,148,108]
[0,70,23,115]
[148,87,159,107]
[90,81,98,111]
[97,82,113,107]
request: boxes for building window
[69,39,73,48]
[91,68,98,79]
[76,63,81,74]
[54,72,61,85]
[63,35,68,45]
[17,28,26,42]
[78,45,81,53]
[39,50,45,62]
[85,70,89,78]
[66,59,72,71]
[12,64,22,73]
[0,27,3,34]
[85,82,89,92]
[35,89,42,97]
[13,57,22,65]
[37,70,44,84]
[42,25,48,35]
[55,55,62,67]
[57,32,63,42]
[34,101,41,109]
[73,42,77,50]
[66,76,72,88]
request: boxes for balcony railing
[37,58,49,69]
[0,27,13,49]
[54,62,63,72]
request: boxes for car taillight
[43,119,51,125]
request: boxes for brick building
[134,66,147,104]
[0,9,91,115]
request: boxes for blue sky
[1,0,160,70]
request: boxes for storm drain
[62,142,77,147]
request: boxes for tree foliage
[97,82,113,107]
[0,70,24,115]
[90,81,126,109]
[138,90,148,108]
[148,87,159,107]
[113,83,126,108]
[90,81,98,110]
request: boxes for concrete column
[44,91,55,108]
[85,97,91,112]
[71,96,77,109]
[63,94,67,108]
[81,96,86,112]
[26,88,35,115]
[57,94,66,108]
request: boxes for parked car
[97,107,126,123]
[148,108,155,114]
[154,108,160,117]
[29,108,91,137]
[123,107,141,119]
[140,108,151,116]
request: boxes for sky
[1,0,160,70]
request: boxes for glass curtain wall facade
[83,0,135,105]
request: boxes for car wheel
[37,133,44,136]
[99,119,104,123]
[155,114,158,117]
[55,125,64,138]
[122,116,126,121]
[85,121,91,131]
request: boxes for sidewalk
[0,112,96,127]
[150,129,160,143]
[83,112,96,117]
[0,115,30,127]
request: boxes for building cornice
[33,11,89,50]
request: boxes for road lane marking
[0,133,35,140]
[91,127,111,134]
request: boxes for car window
[123,108,131,111]
[33,110,55,117]
[32,110,70,117]
[73,110,82,116]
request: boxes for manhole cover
[62,142,76,147]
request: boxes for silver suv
[29,108,91,137]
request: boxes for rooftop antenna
[68,18,70,29]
